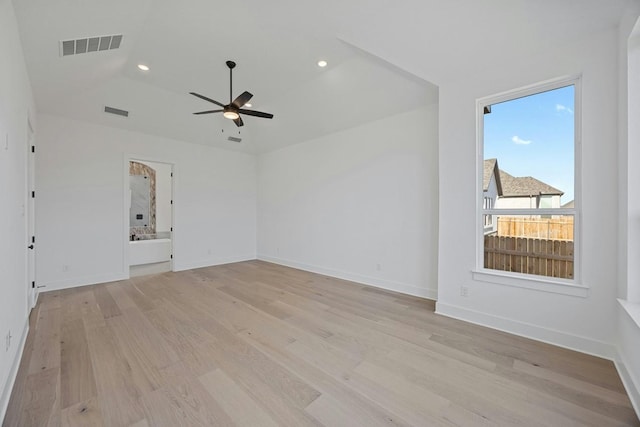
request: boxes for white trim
[476,74,583,290]
[472,270,589,297]
[483,208,575,216]
[40,272,127,292]
[478,74,583,109]
[619,298,640,328]
[122,155,130,276]
[435,301,615,359]
[25,117,37,310]
[0,319,29,423]
[258,254,438,300]
[123,154,176,279]
[616,299,640,418]
[174,254,257,272]
[615,358,640,419]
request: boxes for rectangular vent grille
[227,136,242,143]
[61,34,123,56]
[104,106,129,117]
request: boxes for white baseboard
[0,319,29,424]
[435,301,616,360]
[616,300,640,419]
[41,272,128,292]
[614,356,640,419]
[175,254,257,272]
[258,254,437,300]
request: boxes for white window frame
[483,197,493,227]
[474,75,587,297]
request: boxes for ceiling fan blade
[233,116,244,127]
[193,109,223,115]
[238,109,274,119]
[189,92,225,108]
[232,91,253,109]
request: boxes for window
[483,197,493,227]
[477,76,580,284]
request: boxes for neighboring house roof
[483,159,563,197]
[499,169,564,197]
[562,200,574,208]
[483,158,502,194]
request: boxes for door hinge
[31,145,35,153]
[170,200,173,205]
[170,172,173,177]
[31,236,35,243]
[170,227,173,232]
[170,254,173,259]
[31,281,35,289]
[31,191,35,198]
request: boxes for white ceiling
[12,0,633,153]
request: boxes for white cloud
[512,135,532,145]
[556,103,574,114]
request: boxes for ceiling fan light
[223,111,240,120]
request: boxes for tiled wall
[129,161,156,236]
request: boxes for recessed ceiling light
[317,60,328,68]
[244,103,252,108]
[137,64,149,71]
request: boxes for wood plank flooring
[3,260,639,426]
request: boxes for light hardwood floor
[3,261,639,426]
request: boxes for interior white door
[27,123,37,309]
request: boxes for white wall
[436,27,620,357]
[258,106,439,299]
[627,22,640,305]
[36,114,257,290]
[494,196,539,210]
[483,173,498,234]
[140,160,172,233]
[495,194,561,210]
[618,5,640,415]
[618,302,640,415]
[333,3,632,361]
[0,0,36,420]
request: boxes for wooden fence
[497,216,573,241]
[484,235,574,279]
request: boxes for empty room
[2,0,640,425]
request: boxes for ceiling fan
[190,60,274,127]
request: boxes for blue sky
[484,84,575,204]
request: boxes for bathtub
[129,238,171,266]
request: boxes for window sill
[472,269,589,297]
[618,299,640,329]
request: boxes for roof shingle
[483,159,563,197]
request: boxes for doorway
[126,158,174,277]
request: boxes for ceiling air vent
[104,106,129,118]
[61,34,123,57]
[227,136,242,143]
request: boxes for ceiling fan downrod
[226,60,236,104]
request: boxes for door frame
[26,117,37,309]
[123,154,175,278]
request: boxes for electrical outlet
[5,331,11,352]
[460,286,469,297]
